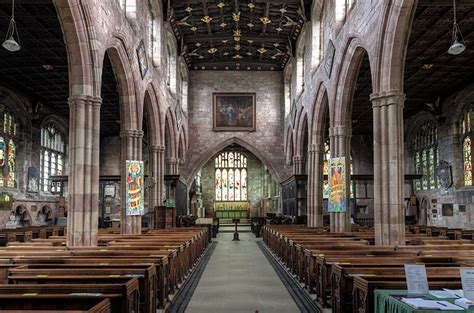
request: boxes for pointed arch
[164,107,178,161]
[295,111,309,159]
[285,125,295,166]
[334,39,373,127]
[310,83,330,146]
[187,137,282,186]
[178,126,187,163]
[142,84,162,147]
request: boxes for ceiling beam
[191,60,281,68]
[183,32,289,44]
[172,0,301,4]
[418,0,474,6]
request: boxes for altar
[213,201,250,219]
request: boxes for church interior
[0,0,473,312]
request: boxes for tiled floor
[186,232,300,313]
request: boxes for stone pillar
[121,129,144,235]
[307,140,324,228]
[167,157,179,175]
[149,145,165,209]
[370,90,405,246]
[67,95,101,247]
[329,126,351,233]
[293,155,304,175]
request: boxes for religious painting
[328,157,347,213]
[213,93,256,132]
[136,40,148,80]
[324,40,336,78]
[125,160,144,216]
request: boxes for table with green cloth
[375,290,474,313]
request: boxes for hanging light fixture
[448,0,466,55]
[2,0,21,52]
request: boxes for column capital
[150,145,165,153]
[68,95,102,108]
[308,144,321,154]
[120,129,144,139]
[293,155,304,163]
[334,125,352,137]
[370,90,405,108]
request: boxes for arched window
[0,107,17,188]
[462,110,474,186]
[335,0,356,23]
[215,151,248,201]
[40,124,65,193]
[413,121,438,190]
[311,1,324,69]
[295,43,305,96]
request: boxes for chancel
[0,0,474,312]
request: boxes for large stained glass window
[0,108,17,188]
[462,109,474,186]
[40,124,65,193]
[413,121,438,190]
[215,151,248,201]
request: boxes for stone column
[307,139,324,228]
[67,95,101,247]
[329,126,351,233]
[293,155,304,175]
[121,129,144,235]
[370,90,405,246]
[149,145,165,209]
[167,157,179,175]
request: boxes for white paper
[443,289,465,298]
[454,298,474,309]
[402,298,463,311]
[460,268,474,301]
[405,264,429,294]
[429,290,458,299]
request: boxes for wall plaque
[136,39,148,80]
[324,40,336,78]
[441,203,454,217]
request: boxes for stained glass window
[464,136,472,186]
[40,124,65,193]
[215,151,248,201]
[0,107,17,188]
[413,121,438,190]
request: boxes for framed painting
[136,39,148,80]
[324,40,336,78]
[213,93,256,132]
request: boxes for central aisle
[186,232,300,313]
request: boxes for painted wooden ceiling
[166,0,310,71]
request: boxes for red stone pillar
[67,95,101,247]
[371,90,405,245]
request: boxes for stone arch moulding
[0,86,32,132]
[101,36,139,132]
[40,115,69,141]
[333,38,374,127]
[309,83,330,146]
[142,84,163,147]
[377,0,417,93]
[295,110,309,158]
[164,107,178,159]
[186,137,283,187]
[285,125,295,166]
[54,0,96,97]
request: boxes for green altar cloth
[374,290,474,313]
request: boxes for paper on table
[443,289,465,298]
[429,290,459,299]
[401,298,464,311]
[405,264,429,294]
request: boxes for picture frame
[213,93,256,132]
[136,39,148,80]
[324,40,336,78]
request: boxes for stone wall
[184,70,287,185]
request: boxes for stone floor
[186,232,300,313]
